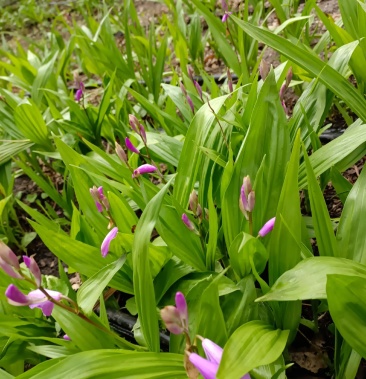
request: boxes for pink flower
[5,284,62,316]
[161,292,189,335]
[101,227,118,257]
[258,217,276,237]
[239,176,255,220]
[182,213,195,232]
[221,12,232,22]
[125,137,140,154]
[189,337,251,379]
[186,95,195,113]
[132,164,157,178]
[63,334,71,341]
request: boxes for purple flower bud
[239,176,255,219]
[182,213,195,232]
[23,256,42,287]
[132,164,157,178]
[258,217,276,237]
[222,12,230,22]
[5,285,62,316]
[187,65,195,82]
[0,242,20,269]
[90,186,103,213]
[227,68,233,93]
[129,114,140,133]
[125,137,140,154]
[279,83,286,101]
[139,124,147,144]
[115,142,128,163]
[175,292,188,327]
[194,80,203,100]
[189,353,218,379]
[0,258,23,279]
[186,95,195,114]
[63,334,71,341]
[161,305,185,334]
[97,186,104,197]
[101,227,118,258]
[75,89,83,102]
[180,82,187,96]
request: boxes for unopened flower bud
[187,65,195,82]
[23,256,42,287]
[182,213,195,232]
[194,80,203,100]
[186,95,195,114]
[189,190,198,214]
[0,242,20,269]
[132,164,157,178]
[258,217,276,237]
[239,176,255,220]
[129,114,140,133]
[115,142,128,163]
[125,137,140,154]
[161,306,184,334]
[221,0,228,12]
[285,67,293,88]
[259,60,270,80]
[180,82,187,96]
[279,83,286,101]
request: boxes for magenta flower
[258,217,276,237]
[221,12,232,22]
[189,337,251,379]
[125,137,140,154]
[180,82,187,96]
[75,89,83,102]
[182,213,195,232]
[23,256,42,287]
[132,164,157,178]
[161,292,189,335]
[0,243,22,279]
[5,284,62,316]
[63,334,71,341]
[221,0,228,11]
[101,227,118,257]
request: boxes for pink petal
[101,227,118,257]
[125,137,140,154]
[5,284,29,305]
[258,217,276,237]
[189,353,218,379]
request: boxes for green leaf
[0,140,34,165]
[14,100,52,149]
[197,280,228,347]
[17,350,186,379]
[258,257,366,302]
[133,178,174,352]
[327,275,366,359]
[230,16,366,122]
[217,321,289,379]
[303,147,338,256]
[336,164,366,264]
[77,256,126,315]
[298,122,366,189]
[30,221,134,294]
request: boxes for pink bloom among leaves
[132,164,157,178]
[101,227,118,258]
[125,137,140,154]
[5,284,62,317]
[188,337,251,379]
[258,217,276,237]
[0,243,22,279]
